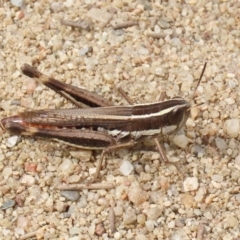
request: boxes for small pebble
[123,209,137,225]
[15,195,24,207]
[59,159,74,175]
[235,194,240,202]
[17,215,29,229]
[114,232,122,239]
[170,37,181,46]
[137,214,146,225]
[211,174,223,182]
[50,2,64,12]
[87,8,112,24]
[97,198,108,206]
[69,226,81,235]
[135,234,148,240]
[20,174,36,186]
[224,215,238,228]
[119,160,134,176]
[225,98,235,105]
[78,195,88,208]
[172,135,189,148]
[67,175,81,184]
[183,177,199,192]
[95,223,106,236]
[194,209,202,216]
[2,166,12,178]
[61,191,80,201]
[79,46,92,56]
[11,0,23,7]
[55,201,68,213]
[147,207,162,220]
[224,119,239,138]
[1,199,15,210]
[6,135,20,148]
[211,181,221,189]
[181,194,196,208]
[195,187,206,202]
[128,185,149,205]
[215,137,227,150]
[64,0,74,7]
[204,211,213,220]
[168,220,175,228]
[114,206,123,216]
[145,220,155,231]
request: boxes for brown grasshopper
[1,63,207,181]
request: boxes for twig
[117,86,134,105]
[146,32,166,39]
[60,19,91,30]
[109,201,116,233]
[113,21,138,30]
[54,183,115,190]
[19,231,36,240]
[196,224,207,240]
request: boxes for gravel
[1,0,240,239]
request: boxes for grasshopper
[1,63,207,181]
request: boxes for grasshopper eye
[168,108,184,126]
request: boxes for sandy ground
[1,0,240,239]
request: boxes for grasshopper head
[165,98,191,133]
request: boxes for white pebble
[224,216,238,228]
[170,37,181,46]
[128,185,149,205]
[138,48,149,55]
[50,2,64,13]
[194,209,202,216]
[172,135,189,148]
[211,181,221,189]
[145,220,155,231]
[147,207,162,220]
[136,234,148,240]
[6,135,20,148]
[59,159,74,175]
[70,150,92,162]
[227,73,235,78]
[225,98,235,105]
[204,211,213,220]
[87,8,112,24]
[167,220,175,228]
[224,119,239,138]
[11,0,23,7]
[183,177,199,192]
[215,137,227,150]
[163,200,171,207]
[20,174,36,186]
[114,206,123,216]
[64,0,74,7]
[211,174,223,182]
[123,210,137,225]
[114,232,122,239]
[119,160,133,176]
[2,167,12,178]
